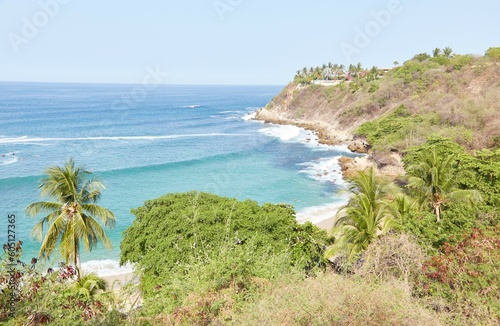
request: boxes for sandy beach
[102,272,138,291]
[315,216,334,231]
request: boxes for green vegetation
[25,159,116,276]
[325,167,397,261]
[120,192,331,317]
[406,149,482,222]
[293,61,384,85]
[0,246,122,325]
[485,47,500,63]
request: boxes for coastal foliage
[120,191,331,316]
[418,227,500,322]
[25,159,116,277]
[0,244,122,325]
[406,149,482,222]
[325,167,398,261]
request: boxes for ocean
[0,82,358,276]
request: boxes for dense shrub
[418,227,500,323]
[120,192,331,315]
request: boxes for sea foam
[296,200,348,225]
[258,124,303,141]
[81,259,134,277]
[298,156,346,184]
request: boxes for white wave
[0,133,249,144]
[297,156,346,184]
[220,110,242,114]
[258,125,302,141]
[242,112,257,121]
[1,156,18,165]
[81,259,134,277]
[296,200,349,225]
[182,105,202,108]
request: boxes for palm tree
[432,47,441,57]
[406,150,482,222]
[26,159,116,277]
[325,167,397,261]
[348,64,356,77]
[322,67,333,80]
[73,273,108,299]
[356,62,363,72]
[443,46,453,58]
[366,66,379,82]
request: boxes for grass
[225,272,444,326]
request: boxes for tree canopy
[120,191,331,314]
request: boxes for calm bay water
[0,82,356,275]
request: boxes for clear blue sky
[0,0,498,85]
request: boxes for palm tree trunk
[75,241,81,279]
[434,204,441,222]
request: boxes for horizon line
[0,80,286,87]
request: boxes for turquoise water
[0,82,357,275]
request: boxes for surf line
[0,133,251,144]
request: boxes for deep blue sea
[0,82,357,275]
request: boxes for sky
[0,0,498,85]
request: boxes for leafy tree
[120,192,331,314]
[406,150,482,222]
[25,159,115,276]
[325,167,397,261]
[412,52,431,62]
[485,47,500,64]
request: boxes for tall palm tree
[432,47,441,57]
[325,168,397,261]
[26,159,116,277]
[406,150,482,222]
[443,46,453,58]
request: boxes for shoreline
[95,108,357,286]
[253,107,352,147]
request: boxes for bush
[120,192,332,315]
[450,54,473,71]
[360,233,425,286]
[418,227,500,323]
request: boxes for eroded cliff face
[254,87,405,179]
[254,83,385,176]
[255,84,363,146]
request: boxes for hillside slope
[256,52,500,153]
